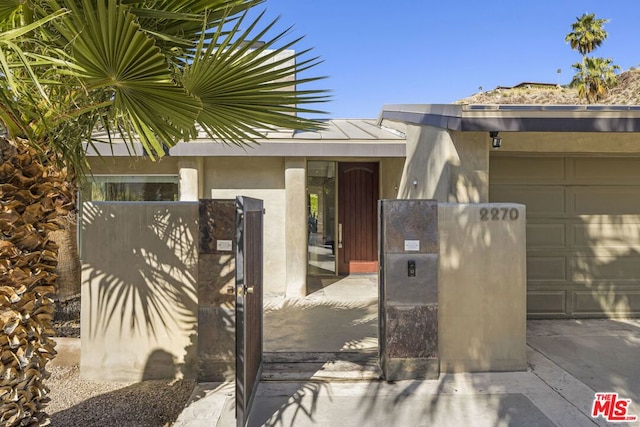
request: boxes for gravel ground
[46,300,196,426]
[46,365,195,426]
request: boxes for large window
[307,161,336,275]
[83,175,179,201]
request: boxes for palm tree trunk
[0,137,73,426]
[51,213,81,301]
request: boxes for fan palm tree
[571,57,620,103]
[565,13,609,58]
[565,13,614,102]
[0,1,327,425]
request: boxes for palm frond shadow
[81,202,198,340]
[264,297,378,353]
[250,381,332,427]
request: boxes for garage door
[490,156,640,318]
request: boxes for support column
[178,158,203,201]
[285,157,307,298]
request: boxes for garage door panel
[571,188,640,215]
[527,223,566,248]
[570,255,640,281]
[491,186,565,216]
[490,155,640,318]
[527,291,566,316]
[491,157,565,183]
[573,290,640,316]
[572,157,640,182]
[572,222,640,249]
[527,256,566,280]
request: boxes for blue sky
[249,0,640,118]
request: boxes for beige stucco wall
[379,157,405,199]
[80,202,199,381]
[438,203,527,372]
[203,156,287,296]
[284,157,308,297]
[393,123,489,203]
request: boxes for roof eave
[379,104,640,132]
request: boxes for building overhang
[379,104,640,132]
[84,139,406,158]
[85,118,406,158]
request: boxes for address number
[480,207,519,221]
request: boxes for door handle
[237,285,255,297]
[338,223,343,249]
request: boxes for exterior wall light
[490,131,502,149]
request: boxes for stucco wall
[80,202,199,381]
[438,203,527,372]
[394,124,489,203]
[379,158,405,199]
[203,157,286,296]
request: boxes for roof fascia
[379,104,640,132]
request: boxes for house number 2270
[480,207,519,221]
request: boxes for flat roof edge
[380,103,640,132]
[84,141,406,158]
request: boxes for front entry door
[338,162,379,274]
[235,196,264,427]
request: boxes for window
[307,161,336,275]
[83,175,179,201]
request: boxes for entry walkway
[175,276,640,426]
[264,275,378,353]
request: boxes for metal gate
[235,196,264,427]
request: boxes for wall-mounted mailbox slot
[408,260,416,277]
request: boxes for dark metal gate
[235,196,264,427]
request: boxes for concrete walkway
[174,276,640,426]
[175,319,640,427]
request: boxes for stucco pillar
[178,158,203,201]
[285,157,307,298]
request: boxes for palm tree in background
[565,13,618,102]
[571,57,620,103]
[0,1,327,425]
[565,13,608,59]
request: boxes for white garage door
[490,156,640,318]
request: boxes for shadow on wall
[437,203,526,373]
[396,126,486,203]
[81,202,199,380]
[570,214,640,317]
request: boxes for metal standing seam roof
[289,119,405,140]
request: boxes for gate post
[198,199,237,381]
[379,200,439,380]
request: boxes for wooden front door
[338,162,379,274]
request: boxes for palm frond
[52,0,203,157]
[182,10,329,143]
[0,0,22,24]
